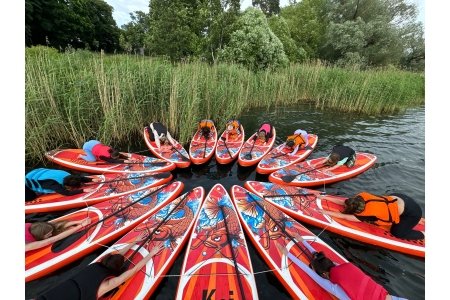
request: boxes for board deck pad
[245,181,425,257]
[143,126,191,168]
[215,125,246,164]
[176,184,259,300]
[230,185,349,300]
[25,172,173,214]
[45,149,176,174]
[25,181,184,282]
[269,152,377,187]
[91,186,206,300]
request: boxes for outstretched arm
[316,209,360,222]
[116,232,146,256]
[316,195,345,205]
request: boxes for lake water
[25,103,425,300]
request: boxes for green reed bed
[25,46,424,164]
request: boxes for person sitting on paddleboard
[256,123,274,145]
[198,119,214,140]
[25,218,92,252]
[78,140,136,163]
[313,144,356,172]
[276,233,407,300]
[225,119,241,141]
[278,129,309,156]
[148,122,176,151]
[34,233,164,300]
[316,192,425,240]
[25,167,99,201]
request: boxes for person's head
[29,220,68,240]
[286,140,295,148]
[100,253,125,275]
[341,195,366,214]
[108,148,121,159]
[257,130,266,142]
[311,251,335,279]
[159,133,168,145]
[63,175,82,188]
[201,126,211,137]
[227,123,235,131]
[323,152,340,167]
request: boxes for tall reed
[25,47,425,164]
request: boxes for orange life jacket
[286,134,306,149]
[226,120,240,138]
[198,120,213,131]
[355,192,400,226]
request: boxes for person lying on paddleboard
[25,218,92,252]
[25,167,100,201]
[312,144,356,172]
[316,192,425,240]
[276,233,407,300]
[225,119,241,141]
[256,123,274,145]
[78,139,137,163]
[278,129,309,156]
[197,119,214,140]
[33,232,164,300]
[148,122,176,151]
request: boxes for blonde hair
[29,220,69,240]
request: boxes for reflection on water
[25,104,425,300]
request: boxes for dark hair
[29,220,69,240]
[323,152,340,166]
[342,195,366,214]
[100,253,125,275]
[63,175,82,188]
[311,251,335,277]
[286,140,295,148]
[201,126,211,136]
[108,148,121,159]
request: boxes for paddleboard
[230,185,349,300]
[25,172,173,214]
[269,152,377,187]
[25,181,184,282]
[215,124,245,164]
[45,149,176,174]
[189,123,218,165]
[143,126,191,168]
[176,184,259,300]
[256,134,318,174]
[90,186,205,300]
[245,181,425,257]
[238,127,276,167]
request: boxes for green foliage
[220,8,288,71]
[252,0,280,17]
[119,11,151,54]
[268,15,306,63]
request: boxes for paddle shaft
[203,136,208,158]
[220,206,246,300]
[246,192,314,261]
[171,144,190,162]
[84,172,171,186]
[263,193,324,198]
[281,164,327,183]
[220,137,233,158]
[244,136,257,159]
[96,161,167,166]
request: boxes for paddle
[84,172,172,186]
[220,205,246,300]
[50,183,172,252]
[121,189,194,270]
[202,135,208,158]
[170,144,190,162]
[220,136,233,158]
[246,192,313,261]
[95,161,168,166]
[244,136,257,160]
[263,192,326,198]
[280,165,327,183]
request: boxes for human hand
[292,232,304,242]
[323,170,334,176]
[276,243,288,255]
[149,243,164,256]
[134,232,147,243]
[91,177,102,183]
[84,188,96,193]
[80,218,91,227]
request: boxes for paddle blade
[280,175,298,183]
[244,153,252,160]
[303,145,313,150]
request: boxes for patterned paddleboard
[45,149,176,174]
[245,181,425,257]
[143,126,191,168]
[238,127,276,167]
[257,134,318,174]
[230,185,349,300]
[269,153,377,187]
[176,184,259,300]
[25,181,184,282]
[25,172,173,214]
[189,124,218,165]
[215,124,246,164]
[91,186,205,300]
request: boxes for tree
[268,15,306,62]
[220,7,288,71]
[252,0,280,17]
[120,11,151,54]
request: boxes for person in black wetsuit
[313,144,356,172]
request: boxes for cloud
[104,0,149,27]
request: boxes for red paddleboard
[91,186,206,300]
[189,123,218,165]
[215,124,246,164]
[269,152,377,187]
[245,181,425,257]
[230,185,349,300]
[143,126,191,168]
[25,172,173,214]
[25,181,184,282]
[257,134,318,174]
[175,184,259,300]
[45,149,176,174]
[238,127,276,167]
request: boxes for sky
[104,0,425,28]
